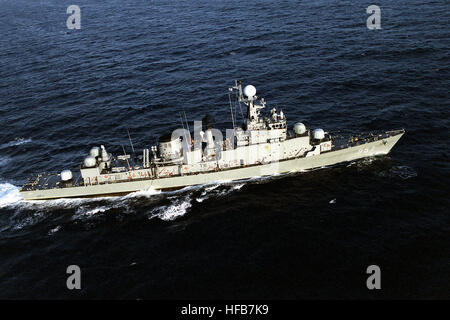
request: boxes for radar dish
[244,85,256,98]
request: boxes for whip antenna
[127,128,135,155]
[228,92,236,129]
[183,109,190,133]
[121,144,132,171]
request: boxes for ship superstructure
[20,81,404,200]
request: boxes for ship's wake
[148,196,193,221]
[0,180,248,233]
[0,158,415,233]
[0,137,32,149]
[0,183,22,209]
[377,165,418,180]
[0,169,344,231]
[346,157,417,180]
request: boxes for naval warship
[20,81,404,200]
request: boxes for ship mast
[231,80,266,130]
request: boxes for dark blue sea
[0,0,448,299]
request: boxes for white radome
[84,156,96,168]
[60,169,73,181]
[293,122,307,135]
[313,128,325,140]
[244,85,256,98]
[90,147,100,158]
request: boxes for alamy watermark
[66,5,81,30]
[366,5,381,30]
[366,265,381,289]
[64,5,381,31]
[66,265,81,290]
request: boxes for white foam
[11,211,45,230]
[232,183,244,190]
[85,206,109,215]
[121,186,162,199]
[0,183,23,208]
[26,196,107,209]
[196,182,244,203]
[74,206,109,219]
[204,184,221,192]
[150,198,192,221]
[0,138,32,149]
[48,225,61,235]
[12,216,34,230]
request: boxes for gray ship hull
[20,131,404,200]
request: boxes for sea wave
[195,182,244,203]
[11,211,46,231]
[0,156,11,167]
[378,165,418,180]
[0,138,32,149]
[47,225,61,235]
[74,206,111,220]
[121,187,162,198]
[0,183,22,208]
[2,171,301,228]
[149,197,192,221]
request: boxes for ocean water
[0,0,448,299]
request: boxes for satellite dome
[90,147,100,158]
[60,169,73,182]
[313,128,325,140]
[84,156,96,168]
[244,85,256,98]
[294,122,306,135]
